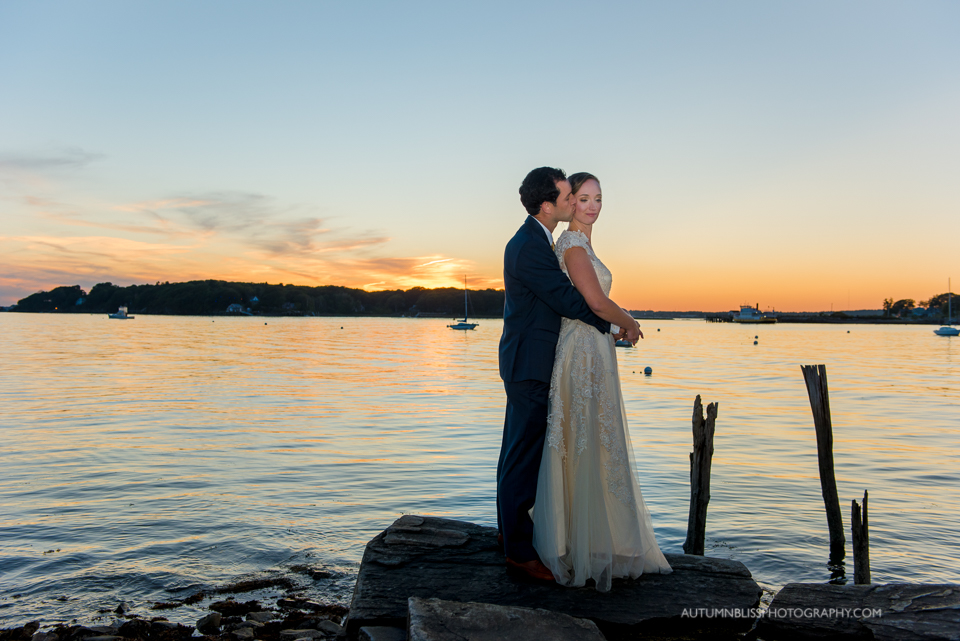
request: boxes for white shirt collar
[532,217,554,247]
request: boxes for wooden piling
[800,365,845,561]
[852,491,871,584]
[683,395,718,555]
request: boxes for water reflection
[0,315,958,626]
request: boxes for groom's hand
[614,326,628,341]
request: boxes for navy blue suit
[497,215,610,562]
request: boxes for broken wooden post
[800,364,845,562]
[852,491,871,584]
[683,395,718,555]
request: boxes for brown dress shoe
[505,557,555,581]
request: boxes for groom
[497,167,640,580]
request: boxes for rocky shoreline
[0,595,349,641]
[6,516,959,641]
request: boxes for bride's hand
[621,308,643,342]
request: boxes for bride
[531,172,672,591]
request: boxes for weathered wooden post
[800,364,845,562]
[852,491,871,584]
[683,395,718,555]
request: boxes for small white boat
[732,304,777,324]
[108,306,134,319]
[449,277,478,330]
[934,279,958,336]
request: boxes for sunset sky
[1,1,957,311]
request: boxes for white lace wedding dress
[531,230,672,591]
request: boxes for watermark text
[681,607,883,619]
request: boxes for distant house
[226,303,245,313]
[75,297,85,306]
[250,296,259,305]
[912,307,928,317]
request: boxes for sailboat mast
[464,276,468,321]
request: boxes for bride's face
[572,179,602,227]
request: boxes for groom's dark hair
[519,167,566,216]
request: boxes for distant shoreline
[0,309,947,325]
[5,281,952,325]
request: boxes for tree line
[12,280,507,317]
[882,292,957,319]
[12,281,956,319]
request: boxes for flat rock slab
[407,597,605,641]
[358,627,407,641]
[346,516,761,640]
[756,583,960,641]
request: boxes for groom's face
[551,180,575,222]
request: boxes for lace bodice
[555,230,612,296]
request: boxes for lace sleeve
[555,230,590,273]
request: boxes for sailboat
[934,278,959,336]
[448,277,478,330]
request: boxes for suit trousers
[497,379,550,563]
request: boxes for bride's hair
[568,172,600,196]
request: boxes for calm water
[1,314,958,627]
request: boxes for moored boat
[448,277,478,330]
[108,306,134,319]
[732,304,777,324]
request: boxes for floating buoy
[644,366,652,376]
[265,323,267,325]
[755,335,758,339]
[657,328,660,332]
[847,330,850,333]
[754,340,758,345]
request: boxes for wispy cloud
[418,258,452,268]
[0,148,104,174]
[28,196,197,238]
[116,191,393,258]
[119,192,283,234]
[1,180,498,305]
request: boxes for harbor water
[1,314,958,627]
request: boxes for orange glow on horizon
[0,230,951,312]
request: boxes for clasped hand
[613,319,643,345]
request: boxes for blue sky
[1,1,957,310]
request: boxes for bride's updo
[568,172,599,195]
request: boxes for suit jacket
[499,216,611,383]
